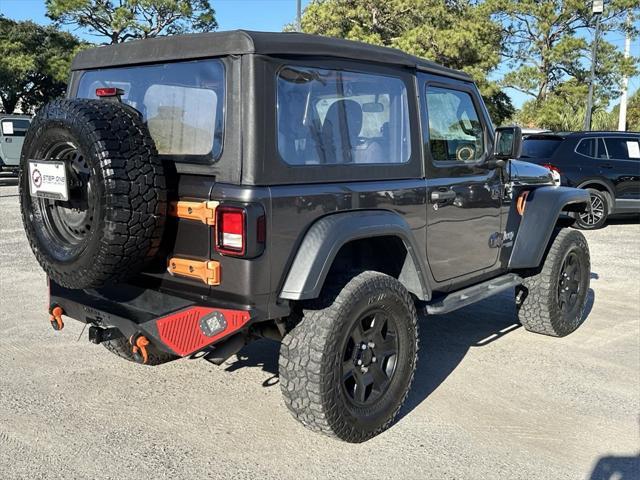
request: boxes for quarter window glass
[277,66,411,165]
[425,87,484,163]
[77,60,225,160]
[1,119,30,137]
[575,138,596,157]
[605,137,640,160]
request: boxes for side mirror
[493,126,523,161]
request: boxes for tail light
[214,204,266,258]
[95,87,124,98]
[543,163,562,186]
[216,206,246,255]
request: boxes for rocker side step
[425,273,523,315]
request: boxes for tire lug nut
[357,359,362,365]
[368,341,375,348]
[372,357,377,363]
[361,344,367,350]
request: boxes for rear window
[521,137,563,159]
[76,60,225,161]
[1,119,30,137]
[277,66,411,165]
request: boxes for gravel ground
[1,177,638,480]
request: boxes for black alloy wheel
[341,310,399,406]
[557,250,583,319]
[38,141,95,251]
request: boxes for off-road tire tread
[20,99,166,288]
[279,271,418,442]
[517,229,590,337]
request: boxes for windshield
[521,137,562,158]
[76,59,225,162]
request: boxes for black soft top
[71,29,470,81]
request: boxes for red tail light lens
[216,206,246,255]
[95,87,124,97]
[542,163,560,173]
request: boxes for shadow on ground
[589,454,640,480]
[203,284,596,417]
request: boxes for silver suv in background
[0,115,32,174]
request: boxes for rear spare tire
[19,99,166,289]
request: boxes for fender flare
[509,186,589,269]
[279,210,431,301]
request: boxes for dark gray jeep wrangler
[20,31,591,442]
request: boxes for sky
[0,0,637,110]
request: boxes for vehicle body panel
[0,115,31,170]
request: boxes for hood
[509,159,554,186]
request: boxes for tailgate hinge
[169,200,219,225]
[168,258,221,286]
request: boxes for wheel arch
[509,186,590,270]
[279,210,431,301]
[576,179,615,214]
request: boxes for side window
[575,138,596,158]
[1,119,30,137]
[277,66,411,165]
[596,138,608,159]
[425,86,484,164]
[604,137,640,160]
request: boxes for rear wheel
[574,189,608,230]
[516,229,590,337]
[279,271,418,442]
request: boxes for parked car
[20,30,591,442]
[0,114,32,174]
[521,131,640,229]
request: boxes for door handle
[430,189,456,203]
[600,163,613,169]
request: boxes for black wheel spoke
[370,363,389,391]
[341,308,401,407]
[350,321,366,344]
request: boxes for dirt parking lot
[1,177,638,480]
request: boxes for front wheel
[279,271,418,442]
[516,229,590,337]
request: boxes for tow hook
[129,333,150,364]
[49,305,64,331]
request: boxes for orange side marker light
[516,191,529,216]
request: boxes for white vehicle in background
[0,115,32,174]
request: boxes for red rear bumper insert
[157,306,250,356]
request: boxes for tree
[0,18,85,114]
[489,0,639,130]
[292,0,514,124]
[609,90,640,131]
[46,0,217,44]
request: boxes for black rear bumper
[49,281,256,357]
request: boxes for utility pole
[584,0,604,131]
[296,0,302,32]
[618,12,632,131]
